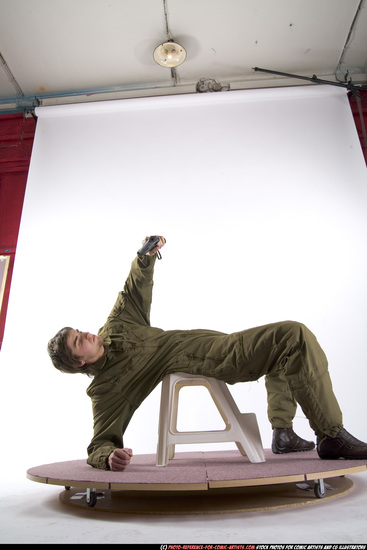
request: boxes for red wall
[0,113,36,348]
[348,89,367,165]
[0,91,366,348]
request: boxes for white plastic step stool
[156,372,265,466]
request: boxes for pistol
[137,236,161,258]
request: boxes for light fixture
[153,41,186,68]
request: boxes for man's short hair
[48,327,94,376]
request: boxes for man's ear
[78,360,86,367]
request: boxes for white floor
[1,471,367,544]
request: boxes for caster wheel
[86,489,97,507]
[314,480,326,498]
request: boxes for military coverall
[86,254,343,469]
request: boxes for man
[48,236,367,471]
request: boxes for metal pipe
[0,79,173,106]
[335,0,366,82]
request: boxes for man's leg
[265,370,297,429]
[275,322,343,439]
[182,321,367,459]
[264,322,367,459]
[265,371,315,453]
[191,320,343,437]
[232,321,366,458]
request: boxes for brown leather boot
[272,427,315,454]
[317,428,367,459]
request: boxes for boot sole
[318,452,367,459]
[272,445,315,454]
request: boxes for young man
[48,236,367,471]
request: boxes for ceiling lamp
[153,41,186,68]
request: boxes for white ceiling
[0,0,366,113]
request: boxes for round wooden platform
[27,449,367,515]
[59,477,354,514]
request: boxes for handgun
[137,236,161,258]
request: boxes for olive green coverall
[86,254,343,469]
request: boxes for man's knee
[284,321,321,354]
[278,321,328,387]
[274,321,310,347]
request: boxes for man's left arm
[86,390,136,470]
[107,236,166,327]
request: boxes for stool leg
[207,379,265,463]
[157,376,177,466]
[168,444,175,460]
[156,377,171,466]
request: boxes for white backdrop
[1,86,366,478]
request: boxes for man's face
[66,329,104,366]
